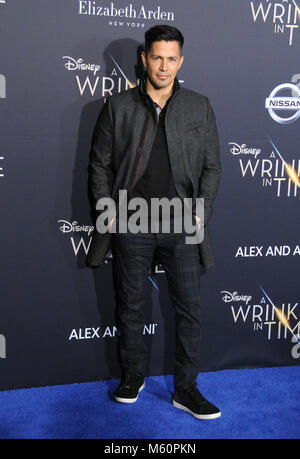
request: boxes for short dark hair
[144,25,184,55]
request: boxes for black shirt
[131,96,179,217]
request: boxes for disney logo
[62,56,101,76]
[58,220,94,236]
[229,142,261,159]
[220,291,252,305]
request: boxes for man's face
[142,40,184,91]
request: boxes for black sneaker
[114,373,145,404]
[173,386,221,420]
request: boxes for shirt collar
[139,71,180,104]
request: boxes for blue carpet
[0,366,299,439]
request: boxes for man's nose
[159,59,168,71]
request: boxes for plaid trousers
[112,230,202,391]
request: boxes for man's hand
[193,214,202,230]
[108,217,115,231]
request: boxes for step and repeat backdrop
[1,0,300,390]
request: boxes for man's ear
[178,55,184,70]
[141,50,147,69]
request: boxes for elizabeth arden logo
[78,0,175,27]
[250,0,300,45]
[78,0,175,28]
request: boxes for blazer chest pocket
[179,120,205,157]
[181,121,205,135]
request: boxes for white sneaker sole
[114,382,145,404]
[173,400,221,420]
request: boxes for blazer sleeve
[197,98,222,225]
[88,97,114,209]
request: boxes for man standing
[87,25,221,420]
